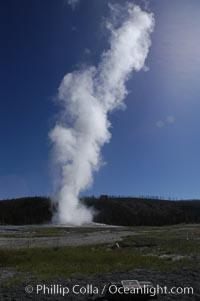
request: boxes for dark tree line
[84,196,200,226]
[0,197,52,225]
[0,195,200,226]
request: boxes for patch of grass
[0,224,199,286]
[122,228,200,256]
[27,227,67,237]
[0,242,196,282]
[1,275,27,288]
[0,227,67,238]
[0,226,120,238]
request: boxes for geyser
[49,3,154,225]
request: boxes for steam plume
[49,3,154,225]
[67,0,80,10]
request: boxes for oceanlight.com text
[24,283,194,297]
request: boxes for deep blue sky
[1,0,200,199]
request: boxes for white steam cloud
[49,3,154,225]
[66,0,80,10]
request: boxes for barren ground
[0,224,199,300]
